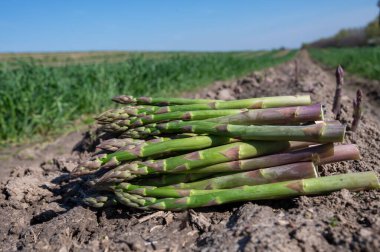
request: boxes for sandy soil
[0,51,379,251]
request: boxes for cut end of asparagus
[256,161,319,183]
[319,122,346,143]
[319,144,360,165]
[295,103,324,123]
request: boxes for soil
[1,51,379,251]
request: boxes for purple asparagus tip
[356,89,362,103]
[332,65,344,118]
[335,65,344,83]
[351,89,363,132]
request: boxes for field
[308,47,380,80]
[0,49,379,251]
[0,50,295,144]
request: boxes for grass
[0,50,296,145]
[308,47,380,80]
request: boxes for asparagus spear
[178,144,359,174]
[130,109,248,128]
[114,171,379,210]
[204,103,323,125]
[149,95,312,114]
[73,136,239,176]
[96,136,184,152]
[103,135,238,165]
[99,104,323,130]
[131,173,214,187]
[114,183,226,198]
[100,109,248,132]
[111,95,311,115]
[351,89,362,132]
[97,141,291,183]
[124,121,345,143]
[112,95,218,105]
[332,65,344,118]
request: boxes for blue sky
[0,0,378,52]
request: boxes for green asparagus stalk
[101,135,238,166]
[149,95,312,114]
[98,104,323,131]
[351,89,362,132]
[96,137,180,152]
[114,183,225,198]
[100,109,248,132]
[124,121,345,143]
[72,136,238,176]
[97,141,291,183]
[123,109,247,129]
[114,162,318,196]
[111,95,311,115]
[205,103,323,125]
[178,144,359,174]
[114,171,379,210]
[131,173,214,187]
[112,95,218,106]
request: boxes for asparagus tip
[112,95,136,104]
[351,89,363,132]
[333,65,344,118]
[335,65,344,80]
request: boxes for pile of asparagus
[72,95,379,211]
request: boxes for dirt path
[1,51,379,251]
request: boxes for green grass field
[308,47,380,80]
[0,50,296,144]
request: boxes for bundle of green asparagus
[72,95,379,211]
